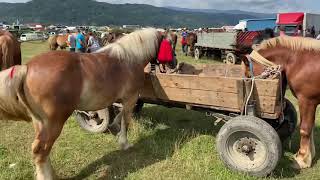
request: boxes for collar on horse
[246,50,282,79]
[249,50,277,67]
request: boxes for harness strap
[245,54,254,77]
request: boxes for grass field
[1,41,320,180]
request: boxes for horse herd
[1,28,320,179]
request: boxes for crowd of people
[66,29,101,53]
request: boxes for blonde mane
[96,28,160,64]
[259,36,320,52]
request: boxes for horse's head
[241,36,295,78]
[186,33,197,46]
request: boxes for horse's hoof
[108,123,120,136]
[120,143,133,151]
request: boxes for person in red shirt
[181,29,188,54]
[157,30,177,73]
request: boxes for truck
[276,12,320,37]
[234,18,276,31]
[194,31,263,64]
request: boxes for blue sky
[0,0,318,13]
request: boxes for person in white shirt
[87,31,101,53]
[66,29,76,52]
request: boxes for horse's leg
[118,94,138,150]
[292,98,317,169]
[108,110,124,135]
[32,119,64,180]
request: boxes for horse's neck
[261,47,290,68]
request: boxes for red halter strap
[9,66,15,79]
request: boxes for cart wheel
[75,108,111,133]
[225,53,237,64]
[277,99,297,141]
[194,48,201,60]
[216,116,282,177]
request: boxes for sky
[0,0,318,13]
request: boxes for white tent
[233,21,247,30]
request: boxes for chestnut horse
[169,32,178,53]
[0,28,161,180]
[48,34,68,50]
[185,32,197,56]
[0,30,21,70]
[242,36,320,170]
[101,32,125,46]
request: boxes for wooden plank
[254,79,280,97]
[201,64,243,77]
[255,96,277,114]
[237,80,245,112]
[155,73,239,93]
[146,85,240,109]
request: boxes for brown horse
[185,32,197,56]
[48,34,68,50]
[0,30,21,70]
[101,32,125,46]
[0,28,162,180]
[170,32,178,53]
[241,36,320,170]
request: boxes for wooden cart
[137,64,297,177]
[75,64,297,177]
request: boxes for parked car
[20,32,46,42]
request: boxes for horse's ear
[239,54,249,65]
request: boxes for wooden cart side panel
[154,73,280,97]
[154,73,239,93]
[151,87,240,110]
[141,73,281,117]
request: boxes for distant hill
[165,6,275,19]
[0,0,261,28]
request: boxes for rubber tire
[277,99,297,141]
[75,108,110,133]
[216,116,282,177]
[225,53,237,64]
[194,48,201,60]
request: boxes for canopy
[277,13,304,25]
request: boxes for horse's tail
[48,35,58,50]
[0,65,32,121]
[1,36,14,70]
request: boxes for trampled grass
[1,40,320,180]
